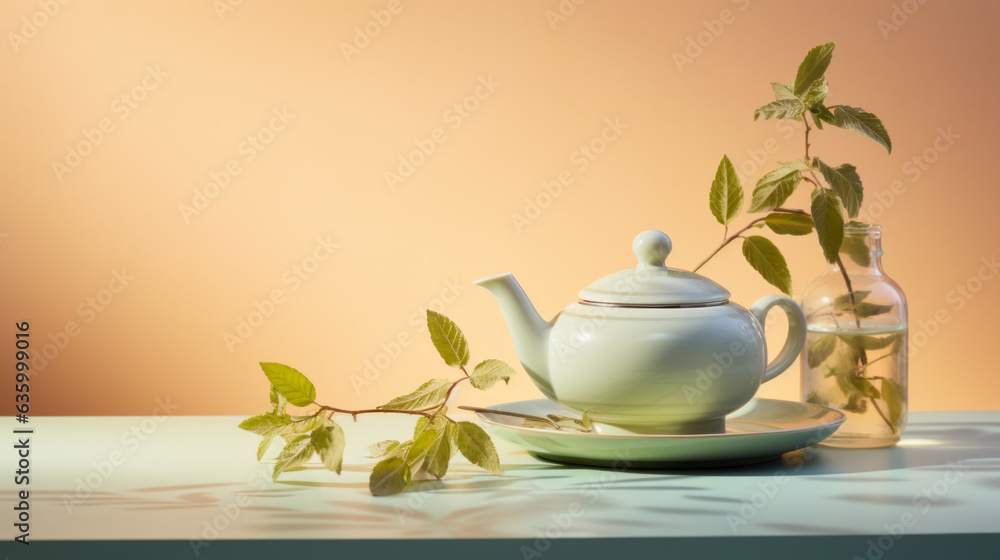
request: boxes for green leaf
[754,98,805,121]
[369,439,401,458]
[521,418,554,430]
[379,378,451,411]
[807,334,837,368]
[854,301,896,318]
[832,291,893,319]
[272,434,314,481]
[779,159,813,171]
[826,346,861,397]
[842,392,868,413]
[269,386,288,415]
[426,310,470,367]
[239,413,294,461]
[810,106,834,131]
[771,82,796,101]
[393,442,414,460]
[369,457,412,496]
[239,413,292,437]
[545,414,592,431]
[842,333,902,351]
[413,413,458,460]
[794,42,836,96]
[414,407,449,438]
[282,415,326,441]
[545,414,588,431]
[833,105,892,153]
[413,417,427,437]
[881,378,904,425]
[741,236,793,296]
[749,167,802,212]
[259,362,316,407]
[449,421,502,475]
[833,290,871,313]
[811,104,836,130]
[407,425,452,479]
[850,376,881,399]
[816,159,863,218]
[810,189,845,263]
[805,390,830,407]
[580,410,592,430]
[764,212,814,236]
[413,414,428,438]
[310,421,346,474]
[469,359,517,391]
[708,155,745,226]
[840,235,871,267]
[257,438,273,461]
[801,77,829,110]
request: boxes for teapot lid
[578,230,731,306]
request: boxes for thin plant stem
[696,107,898,435]
[803,110,812,161]
[316,406,433,422]
[693,208,810,273]
[306,368,472,423]
[835,254,863,330]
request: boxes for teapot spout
[474,273,553,392]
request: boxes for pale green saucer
[476,398,844,468]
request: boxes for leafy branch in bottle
[693,42,902,433]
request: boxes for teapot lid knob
[633,230,671,268]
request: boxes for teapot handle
[749,295,807,383]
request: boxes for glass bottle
[800,222,907,448]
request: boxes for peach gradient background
[2,0,998,416]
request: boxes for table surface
[6,411,1000,553]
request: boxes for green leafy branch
[695,42,900,433]
[697,42,892,290]
[805,330,905,431]
[239,310,518,496]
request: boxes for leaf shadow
[276,480,371,490]
[973,476,1000,490]
[637,505,731,517]
[683,495,743,504]
[555,423,1000,479]
[756,522,853,535]
[832,493,963,507]
[132,483,241,493]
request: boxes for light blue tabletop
[4,412,999,558]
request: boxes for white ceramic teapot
[475,230,806,435]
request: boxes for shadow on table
[28,486,302,514]
[544,423,1000,480]
[276,474,566,493]
[24,421,997,534]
